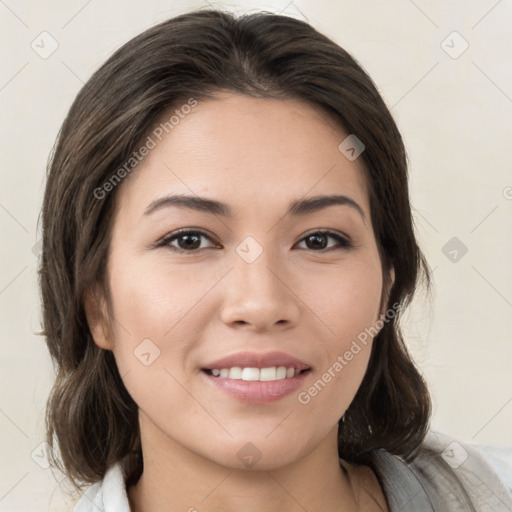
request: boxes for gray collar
[369,449,435,511]
[366,430,512,512]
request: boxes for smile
[205,366,306,381]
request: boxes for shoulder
[370,429,512,511]
[470,442,512,493]
[71,462,131,512]
[416,430,512,508]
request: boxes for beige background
[0,0,511,510]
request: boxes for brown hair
[39,8,432,492]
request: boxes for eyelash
[156,229,353,254]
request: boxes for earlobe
[389,267,395,288]
[386,266,395,299]
[83,285,113,350]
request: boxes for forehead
[114,93,370,223]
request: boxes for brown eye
[160,230,216,253]
[297,231,352,251]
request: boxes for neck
[127,417,362,512]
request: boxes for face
[87,92,392,471]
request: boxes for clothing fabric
[72,430,512,511]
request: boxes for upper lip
[202,351,311,371]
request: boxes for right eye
[158,229,219,253]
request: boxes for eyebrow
[144,194,366,221]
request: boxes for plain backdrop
[0,0,511,510]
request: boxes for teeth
[276,366,287,380]
[230,367,243,379]
[242,367,260,381]
[260,367,276,381]
[209,366,303,381]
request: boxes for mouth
[200,351,312,403]
[201,350,312,381]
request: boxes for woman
[39,8,512,511]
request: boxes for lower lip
[201,370,311,404]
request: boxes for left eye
[295,231,352,251]
[158,229,352,253]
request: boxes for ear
[83,283,113,350]
[388,266,395,289]
[379,266,396,317]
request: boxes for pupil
[180,234,200,249]
[308,234,327,249]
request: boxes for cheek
[104,255,221,396]
[299,256,383,342]
[108,254,216,339]
[292,258,382,414]
[104,265,197,417]
[103,261,179,373]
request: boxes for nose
[219,247,301,332]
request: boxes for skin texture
[86,92,393,512]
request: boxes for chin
[202,437,308,472]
